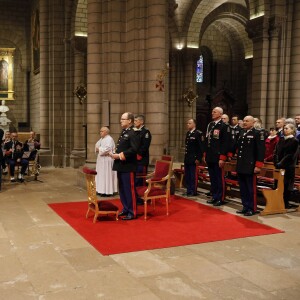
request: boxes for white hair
[214,107,223,114]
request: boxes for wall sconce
[183,88,198,107]
[73,83,87,104]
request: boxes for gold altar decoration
[0,48,15,100]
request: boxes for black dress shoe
[122,215,135,220]
[182,192,189,196]
[118,211,127,217]
[207,199,217,204]
[213,200,225,206]
[236,208,247,214]
[244,210,254,216]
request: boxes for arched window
[196,55,203,83]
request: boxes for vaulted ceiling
[74,0,261,58]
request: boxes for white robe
[95,135,118,194]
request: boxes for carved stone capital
[246,16,268,41]
[268,15,285,39]
[168,0,178,18]
[70,36,87,53]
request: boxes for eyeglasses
[120,118,129,121]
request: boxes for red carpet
[48,195,283,255]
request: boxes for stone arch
[72,0,87,37]
[180,0,249,47]
[199,3,252,57]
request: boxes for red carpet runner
[49,195,283,255]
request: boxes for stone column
[70,44,86,168]
[145,0,167,163]
[246,16,269,125]
[288,1,300,116]
[86,0,102,162]
[169,50,185,159]
[39,0,50,151]
[266,16,282,129]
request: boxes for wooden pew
[258,165,287,216]
[223,161,287,215]
[223,161,239,193]
[294,166,300,213]
[294,165,300,191]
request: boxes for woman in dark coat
[274,124,299,208]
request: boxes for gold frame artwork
[0,48,15,100]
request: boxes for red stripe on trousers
[130,172,137,218]
[221,167,225,201]
[253,174,257,212]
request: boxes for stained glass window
[196,55,203,83]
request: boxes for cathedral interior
[1,1,300,299]
[0,0,299,167]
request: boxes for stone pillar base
[70,149,86,168]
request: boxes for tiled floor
[0,168,300,299]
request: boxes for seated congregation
[0,130,41,184]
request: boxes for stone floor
[0,167,300,299]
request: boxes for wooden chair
[82,166,119,223]
[136,160,173,220]
[173,163,185,188]
[161,155,173,161]
[27,149,41,180]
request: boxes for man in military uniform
[4,132,29,182]
[229,114,242,154]
[183,118,204,196]
[110,112,140,220]
[205,107,231,206]
[134,114,152,187]
[228,115,265,216]
[230,115,241,141]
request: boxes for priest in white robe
[95,127,118,196]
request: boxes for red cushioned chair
[136,160,173,220]
[197,164,210,182]
[82,166,119,223]
[161,155,173,162]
